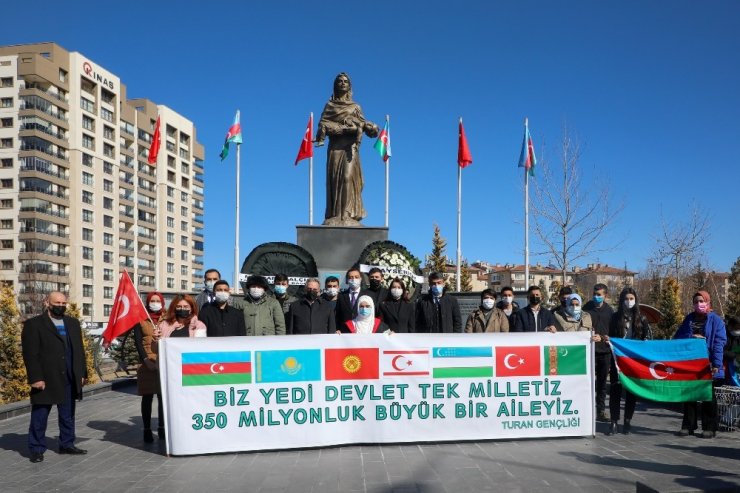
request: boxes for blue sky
[3,1,738,282]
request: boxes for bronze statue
[315,73,378,226]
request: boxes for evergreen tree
[426,224,449,286]
[110,330,139,372]
[454,259,473,292]
[0,285,28,404]
[66,302,98,384]
[538,279,549,305]
[728,256,740,316]
[656,276,684,339]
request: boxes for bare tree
[652,207,709,279]
[531,125,623,285]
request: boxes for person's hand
[335,330,342,335]
[153,326,162,339]
[314,139,324,147]
[546,326,557,333]
[591,334,602,343]
[692,334,706,339]
[30,381,45,390]
[143,358,157,371]
[602,335,610,343]
[81,377,87,386]
[712,367,719,375]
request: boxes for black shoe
[623,420,631,435]
[59,445,87,455]
[677,428,694,437]
[158,427,165,440]
[606,421,618,435]
[700,430,716,439]
[596,411,610,422]
[29,452,44,463]
[144,429,154,443]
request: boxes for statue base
[296,225,388,280]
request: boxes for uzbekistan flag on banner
[432,347,492,378]
[543,345,587,376]
[495,346,541,377]
[373,118,391,162]
[255,349,321,383]
[381,350,430,377]
[518,119,536,176]
[182,352,251,386]
[610,338,713,402]
[325,348,379,380]
[219,110,243,161]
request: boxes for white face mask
[348,278,361,290]
[214,292,230,304]
[482,299,495,310]
[502,296,513,305]
[148,302,162,312]
[325,287,338,297]
[390,288,403,299]
[205,280,216,291]
[624,299,636,309]
[249,287,265,299]
[731,330,740,337]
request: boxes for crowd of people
[19,267,738,462]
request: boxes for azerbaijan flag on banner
[610,338,713,402]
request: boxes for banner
[160,332,594,456]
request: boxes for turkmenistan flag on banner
[181,351,251,386]
[543,345,586,375]
[219,110,243,161]
[374,118,391,162]
[610,338,713,402]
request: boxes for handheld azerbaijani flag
[219,110,243,161]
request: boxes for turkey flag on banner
[102,271,149,346]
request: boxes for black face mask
[175,309,191,319]
[305,291,318,301]
[369,279,382,290]
[529,296,541,305]
[560,299,568,308]
[49,305,66,317]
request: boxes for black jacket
[496,301,520,329]
[362,287,388,316]
[415,294,462,333]
[288,297,336,335]
[200,303,247,337]
[379,299,416,333]
[609,311,652,340]
[512,305,557,332]
[584,300,614,353]
[22,313,87,405]
[335,289,362,329]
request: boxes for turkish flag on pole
[147,116,161,165]
[457,119,473,168]
[102,271,149,346]
[294,114,314,165]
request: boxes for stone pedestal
[296,225,388,280]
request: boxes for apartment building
[0,42,205,321]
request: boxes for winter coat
[553,310,593,332]
[512,305,556,332]
[287,297,336,335]
[415,294,462,333]
[674,311,727,379]
[233,295,286,336]
[199,303,247,337]
[465,307,509,333]
[379,299,416,333]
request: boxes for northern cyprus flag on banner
[381,349,430,377]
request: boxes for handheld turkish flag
[102,271,149,346]
[294,114,314,165]
[457,119,473,168]
[147,116,161,165]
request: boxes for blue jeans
[28,380,76,453]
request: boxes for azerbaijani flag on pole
[374,117,391,162]
[518,119,536,176]
[219,110,243,161]
[610,338,713,402]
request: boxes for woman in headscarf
[133,291,165,442]
[315,73,379,225]
[340,295,390,334]
[674,290,727,438]
[553,293,593,332]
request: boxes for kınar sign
[82,61,114,90]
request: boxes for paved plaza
[0,383,738,493]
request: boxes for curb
[0,377,137,421]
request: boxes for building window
[82,153,94,167]
[103,161,113,174]
[180,250,188,261]
[59,69,67,83]
[1,117,12,128]
[167,186,174,198]
[167,232,174,243]
[104,287,113,299]
[180,235,188,247]
[103,251,113,264]
[82,172,94,186]
[103,232,113,246]
[181,280,188,291]
[180,206,188,217]
[167,247,174,258]
[1,260,13,270]
[103,126,115,141]
[1,97,13,108]
[101,107,114,123]
[80,97,95,113]
[82,247,93,260]
[0,199,11,208]
[104,215,113,228]
[181,265,188,276]
[82,209,93,223]
[82,115,95,131]
[103,268,113,281]
[0,219,12,229]
[82,190,93,204]
[83,285,93,297]
[104,305,112,317]
[166,217,174,228]
[0,178,12,189]
[82,133,94,150]
[167,201,174,213]
[82,266,93,279]
[1,158,11,168]
[180,221,187,232]
[82,228,93,241]
[167,171,175,183]
[1,239,12,249]
[1,77,13,87]
[103,143,114,158]
[82,303,91,316]
[103,179,113,192]
[167,262,174,274]
[167,278,175,289]
[0,138,12,149]
[103,197,113,210]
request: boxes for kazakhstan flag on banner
[255,349,322,383]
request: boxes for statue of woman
[315,73,378,226]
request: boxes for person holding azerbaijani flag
[674,290,727,438]
[605,287,652,435]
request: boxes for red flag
[102,271,149,345]
[324,348,379,380]
[294,114,314,165]
[147,116,161,165]
[495,346,541,377]
[457,119,472,168]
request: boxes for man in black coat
[415,272,462,333]
[335,266,363,331]
[199,280,246,337]
[21,291,88,463]
[362,267,388,316]
[512,285,557,332]
[287,278,336,334]
[583,283,614,422]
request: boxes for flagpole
[384,114,389,228]
[234,140,241,294]
[309,112,314,226]
[524,117,530,291]
[456,117,462,292]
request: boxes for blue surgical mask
[358,307,373,317]
[274,285,287,295]
[431,285,444,296]
[593,295,604,304]
[567,305,582,320]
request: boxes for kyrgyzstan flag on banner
[495,346,541,377]
[101,271,149,346]
[457,119,473,168]
[147,116,161,165]
[325,348,379,380]
[294,114,314,165]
